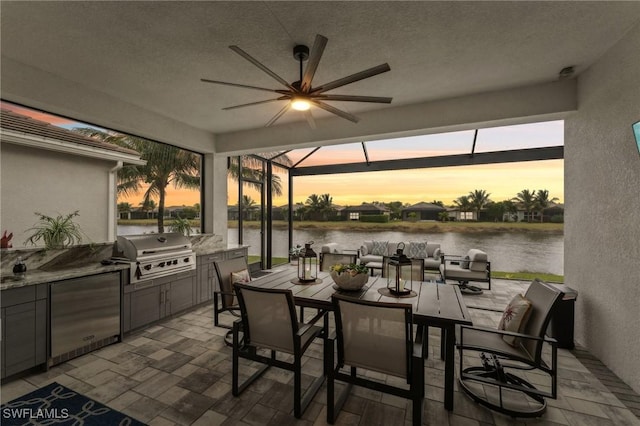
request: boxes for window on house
[349,212,360,221]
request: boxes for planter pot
[330,271,368,291]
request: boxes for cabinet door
[130,284,162,330]
[168,274,195,315]
[1,285,47,379]
[4,302,38,377]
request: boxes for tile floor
[2,278,640,426]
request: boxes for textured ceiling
[1,1,639,136]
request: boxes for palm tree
[468,189,491,221]
[534,189,559,223]
[453,195,472,221]
[139,199,157,219]
[227,153,292,196]
[318,193,334,221]
[514,189,537,222]
[238,195,258,220]
[117,202,133,219]
[73,128,200,233]
[438,211,449,222]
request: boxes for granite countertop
[1,234,247,290]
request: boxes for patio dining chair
[232,283,326,419]
[326,294,424,426]
[456,278,563,417]
[213,257,249,329]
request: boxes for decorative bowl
[330,271,368,291]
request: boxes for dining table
[242,265,473,411]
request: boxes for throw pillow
[461,255,470,269]
[408,242,428,258]
[371,240,388,256]
[360,244,369,256]
[433,247,441,260]
[231,269,251,284]
[498,294,532,346]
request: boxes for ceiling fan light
[291,98,311,111]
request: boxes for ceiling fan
[201,34,392,128]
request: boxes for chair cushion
[231,269,252,284]
[407,241,428,258]
[468,249,488,272]
[321,243,342,253]
[371,240,388,256]
[498,294,532,347]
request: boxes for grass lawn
[228,220,563,234]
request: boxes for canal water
[118,225,563,275]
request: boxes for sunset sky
[2,101,564,208]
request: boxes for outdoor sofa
[358,240,442,272]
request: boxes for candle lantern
[386,242,413,295]
[297,241,318,282]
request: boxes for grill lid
[115,233,192,260]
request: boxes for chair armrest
[458,325,558,347]
[297,309,327,337]
[214,289,235,296]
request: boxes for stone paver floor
[2,277,639,425]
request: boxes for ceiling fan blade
[311,63,391,94]
[200,78,283,94]
[301,34,328,93]
[223,97,288,110]
[265,104,290,127]
[314,94,393,103]
[229,45,295,91]
[304,110,317,129]
[310,100,359,123]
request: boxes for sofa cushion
[426,243,440,258]
[424,258,441,271]
[371,240,388,256]
[498,294,532,347]
[407,241,428,258]
[468,249,488,272]
[432,247,441,260]
[360,254,383,264]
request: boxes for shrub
[359,215,389,223]
[550,214,564,223]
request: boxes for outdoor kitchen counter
[0,243,129,291]
[1,262,129,291]
[189,234,248,256]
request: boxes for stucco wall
[565,23,640,392]
[1,143,116,246]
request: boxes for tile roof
[0,109,140,156]
[404,202,446,210]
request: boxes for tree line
[237,189,559,223]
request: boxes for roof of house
[403,202,446,211]
[342,203,390,212]
[0,109,140,156]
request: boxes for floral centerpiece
[330,263,369,291]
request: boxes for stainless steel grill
[113,233,196,283]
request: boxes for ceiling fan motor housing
[293,44,309,61]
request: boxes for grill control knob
[144,265,152,270]
[183,258,190,263]
[172,260,178,265]
[158,262,166,267]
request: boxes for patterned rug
[1,382,146,425]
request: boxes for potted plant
[24,211,85,250]
[290,244,303,260]
[330,263,369,291]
